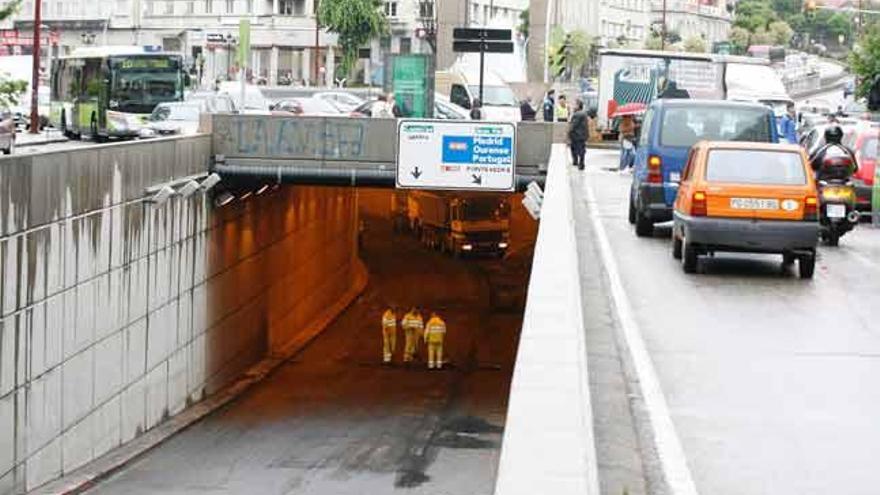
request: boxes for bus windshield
[109,56,183,114]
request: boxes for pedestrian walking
[401,307,424,363]
[520,96,537,121]
[424,312,447,370]
[470,98,483,120]
[618,114,637,171]
[543,89,556,122]
[778,102,798,144]
[568,99,588,170]
[381,306,398,363]
[555,95,570,122]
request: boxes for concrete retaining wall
[0,137,359,494]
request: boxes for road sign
[396,120,516,192]
[453,28,512,41]
[385,54,434,118]
[452,41,515,53]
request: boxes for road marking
[582,175,700,495]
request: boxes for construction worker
[401,307,424,363]
[424,312,447,369]
[381,306,397,363]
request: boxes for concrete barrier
[0,137,362,494]
[494,145,599,494]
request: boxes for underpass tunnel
[90,184,539,494]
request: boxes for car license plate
[826,204,846,218]
[730,198,779,210]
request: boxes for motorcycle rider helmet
[824,125,844,145]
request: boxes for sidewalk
[17,128,68,146]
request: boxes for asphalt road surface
[90,189,536,495]
[579,149,880,495]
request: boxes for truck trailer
[407,191,510,257]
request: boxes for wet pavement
[90,189,536,495]
[578,149,880,495]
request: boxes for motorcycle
[812,146,860,246]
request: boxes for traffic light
[553,34,572,78]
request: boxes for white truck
[597,49,791,130]
[407,191,511,257]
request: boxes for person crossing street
[401,307,424,363]
[381,307,398,363]
[424,312,447,369]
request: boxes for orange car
[672,141,820,279]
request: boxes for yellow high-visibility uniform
[401,311,424,363]
[381,309,397,363]
[424,316,447,369]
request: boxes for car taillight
[823,155,854,169]
[648,155,662,183]
[804,196,818,220]
[691,191,707,217]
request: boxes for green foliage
[0,0,20,20]
[730,26,751,52]
[750,27,775,44]
[768,20,794,45]
[734,0,777,32]
[644,34,663,50]
[548,28,593,80]
[0,78,28,109]
[518,8,529,38]
[849,27,880,97]
[683,35,707,53]
[318,0,387,78]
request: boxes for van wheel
[799,251,816,279]
[635,212,654,237]
[682,235,698,274]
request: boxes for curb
[31,260,370,495]
[17,137,69,147]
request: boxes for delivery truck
[407,191,510,257]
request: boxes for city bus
[50,47,186,141]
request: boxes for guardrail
[207,115,552,190]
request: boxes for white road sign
[396,120,516,192]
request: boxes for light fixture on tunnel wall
[238,191,253,200]
[146,185,175,205]
[178,180,200,198]
[200,173,221,192]
[255,184,270,195]
[214,191,235,207]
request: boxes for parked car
[0,109,15,154]
[217,82,271,114]
[313,91,366,113]
[351,97,470,120]
[672,141,819,278]
[272,97,342,116]
[186,91,237,113]
[144,101,204,136]
[842,123,879,215]
[629,99,780,237]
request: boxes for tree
[318,0,387,79]
[518,8,529,39]
[733,0,777,32]
[768,20,794,45]
[644,33,663,50]
[750,28,775,45]
[730,26,751,52]
[0,1,25,110]
[683,35,707,53]
[849,27,880,98]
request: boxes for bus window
[83,58,103,98]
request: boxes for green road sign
[385,55,434,119]
[238,20,251,68]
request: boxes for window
[279,0,304,14]
[660,106,772,148]
[206,0,212,13]
[246,0,252,12]
[226,0,233,13]
[187,1,194,13]
[419,0,433,18]
[706,150,806,185]
[639,109,653,147]
[450,84,470,109]
[384,1,397,17]
[400,37,411,54]
[164,0,173,14]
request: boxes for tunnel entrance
[92,185,538,494]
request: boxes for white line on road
[582,175,699,495]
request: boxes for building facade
[1,0,339,87]
[651,0,732,47]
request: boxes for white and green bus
[50,47,187,141]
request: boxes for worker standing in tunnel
[401,307,424,364]
[425,312,447,369]
[381,306,398,363]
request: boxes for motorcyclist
[809,125,858,182]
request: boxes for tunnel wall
[0,137,360,494]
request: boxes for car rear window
[660,106,772,147]
[706,149,807,185]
